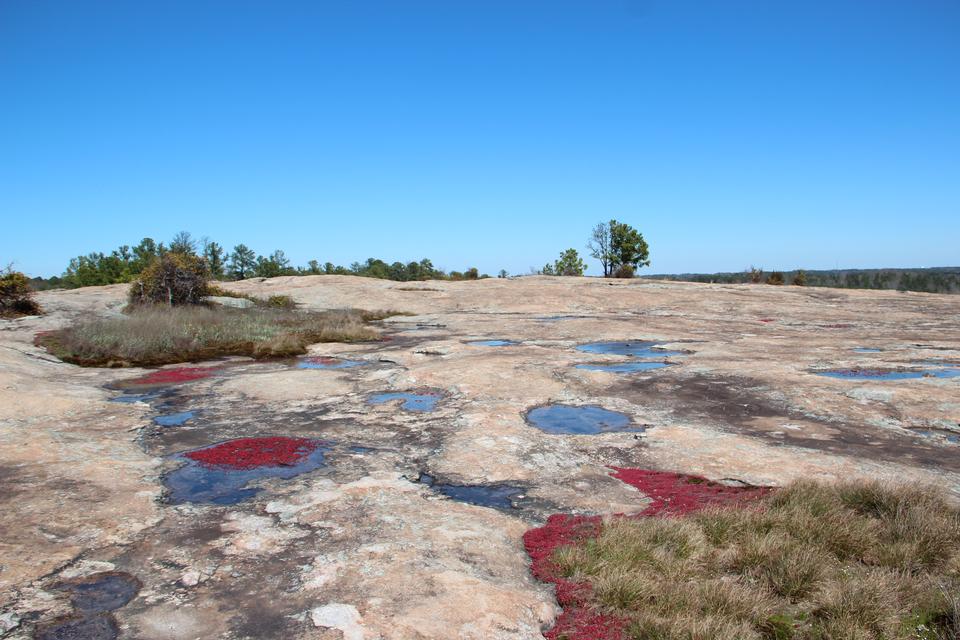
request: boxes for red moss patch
[611,468,771,516]
[524,469,772,640]
[758,318,776,323]
[185,437,320,470]
[131,367,219,385]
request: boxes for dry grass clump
[552,480,960,639]
[38,305,380,366]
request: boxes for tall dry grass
[553,480,960,639]
[39,306,380,366]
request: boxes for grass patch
[550,480,960,639]
[38,305,382,366]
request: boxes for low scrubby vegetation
[37,306,380,366]
[551,480,960,639]
[0,267,42,317]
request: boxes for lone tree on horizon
[588,219,650,278]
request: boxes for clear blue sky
[2,1,958,278]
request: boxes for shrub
[612,264,635,278]
[792,270,807,286]
[766,271,785,285]
[263,295,296,309]
[748,265,764,283]
[129,254,210,306]
[0,267,42,317]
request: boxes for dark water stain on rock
[59,572,141,614]
[296,356,368,369]
[418,473,526,510]
[576,341,685,359]
[368,392,441,412]
[466,339,519,347]
[37,572,141,640]
[525,404,640,435]
[575,361,672,373]
[36,614,119,640]
[153,410,196,427]
[853,347,883,353]
[607,372,960,473]
[164,437,331,504]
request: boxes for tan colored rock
[3,276,960,638]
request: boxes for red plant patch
[185,437,320,470]
[524,468,772,640]
[131,367,219,385]
[758,318,776,323]
[611,468,771,516]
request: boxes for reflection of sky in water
[576,341,685,358]
[525,404,640,435]
[297,357,368,369]
[576,361,671,372]
[466,340,518,346]
[154,411,196,427]
[816,368,960,380]
[369,392,440,412]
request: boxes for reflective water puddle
[418,473,525,510]
[575,361,672,372]
[853,347,883,353]
[525,404,640,435]
[816,367,960,380]
[110,389,168,404]
[164,437,331,504]
[576,341,685,358]
[368,392,441,412]
[154,411,196,427]
[297,356,368,369]
[466,340,519,347]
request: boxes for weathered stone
[2,276,959,638]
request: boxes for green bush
[766,271,785,285]
[612,264,635,278]
[129,254,210,306]
[792,270,807,286]
[264,295,296,309]
[0,267,42,317]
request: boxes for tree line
[29,232,493,289]
[27,220,652,289]
[645,266,960,294]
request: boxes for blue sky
[2,1,958,277]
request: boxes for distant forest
[26,232,495,290]
[643,267,960,294]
